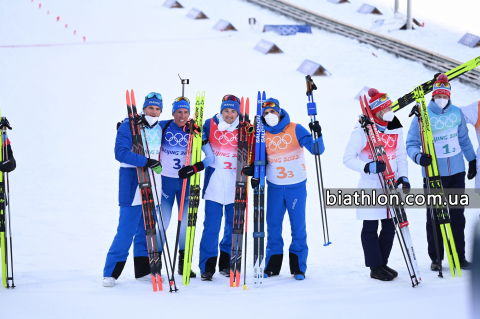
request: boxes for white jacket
[343,121,408,220]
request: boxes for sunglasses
[262,101,278,108]
[145,92,163,100]
[379,94,389,102]
[434,82,451,88]
[174,96,190,103]
[222,95,241,103]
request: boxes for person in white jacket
[198,95,242,281]
[343,88,410,282]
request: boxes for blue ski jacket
[115,119,150,207]
[406,99,475,177]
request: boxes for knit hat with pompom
[432,74,451,98]
[368,88,392,114]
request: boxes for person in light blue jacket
[406,74,476,271]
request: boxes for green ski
[0,113,14,288]
[393,55,480,112]
[411,85,461,277]
[183,91,205,286]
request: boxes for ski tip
[151,275,158,292]
[157,275,163,291]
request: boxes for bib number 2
[276,167,294,179]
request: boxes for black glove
[468,159,477,180]
[145,158,162,174]
[395,176,411,194]
[308,121,322,136]
[178,162,205,179]
[242,163,255,177]
[364,161,386,174]
[250,178,260,189]
[0,160,15,173]
[416,153,432,167]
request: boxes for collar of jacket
[428,98,452,115]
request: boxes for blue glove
[395,176,411,194]
[364,161,386,174]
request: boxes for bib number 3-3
[276,167,294,179]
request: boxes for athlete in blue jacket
[158,97,213,278]
[103,93,164,288]
[245,98,324,280]
[406,74,476,271]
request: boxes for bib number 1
[442,144,455,155]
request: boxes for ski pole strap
[254,160,266,166]
[253,232,265,238]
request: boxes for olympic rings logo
[266,134,292,151]
[430,114,458,130]
[214,130,238,146]
[380,134,396,148]
[146,130,161,144]
[164,132,188,147]
[277,26,298,35]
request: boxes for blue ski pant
[424,171,466,262]
[103,205,148,278]
[361,219,395,268]
[199,200,234,273]
[159,176,189,251]
[264,183,308,274]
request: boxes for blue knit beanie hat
[172,97,190,115]
[143,92,163,111]
[220,96,241,114]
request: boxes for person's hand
[178,162,204,179]
[364,161,386,174]
[145,158,162,174]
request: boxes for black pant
[361,219,395,268]
[424,171,466,262]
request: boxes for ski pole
[305,76,331,246]
[140,121,177,292]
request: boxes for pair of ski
[230,97,255,288]
[0,115,14,288]
[359,95,422,287]
[183,92,205,286]
[392,55,480,112]
[126,90,177,292]
[409,86,461,278]
[252,91,266,288]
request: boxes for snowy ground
[288,0,480,62]
[0,0,479,318]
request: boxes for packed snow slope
[0,0,479,318]
[288,0,480,62]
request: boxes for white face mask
[264,113,279,127]
[382,110,394,122]
[144,115,159,127]
[435,98,449,109]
